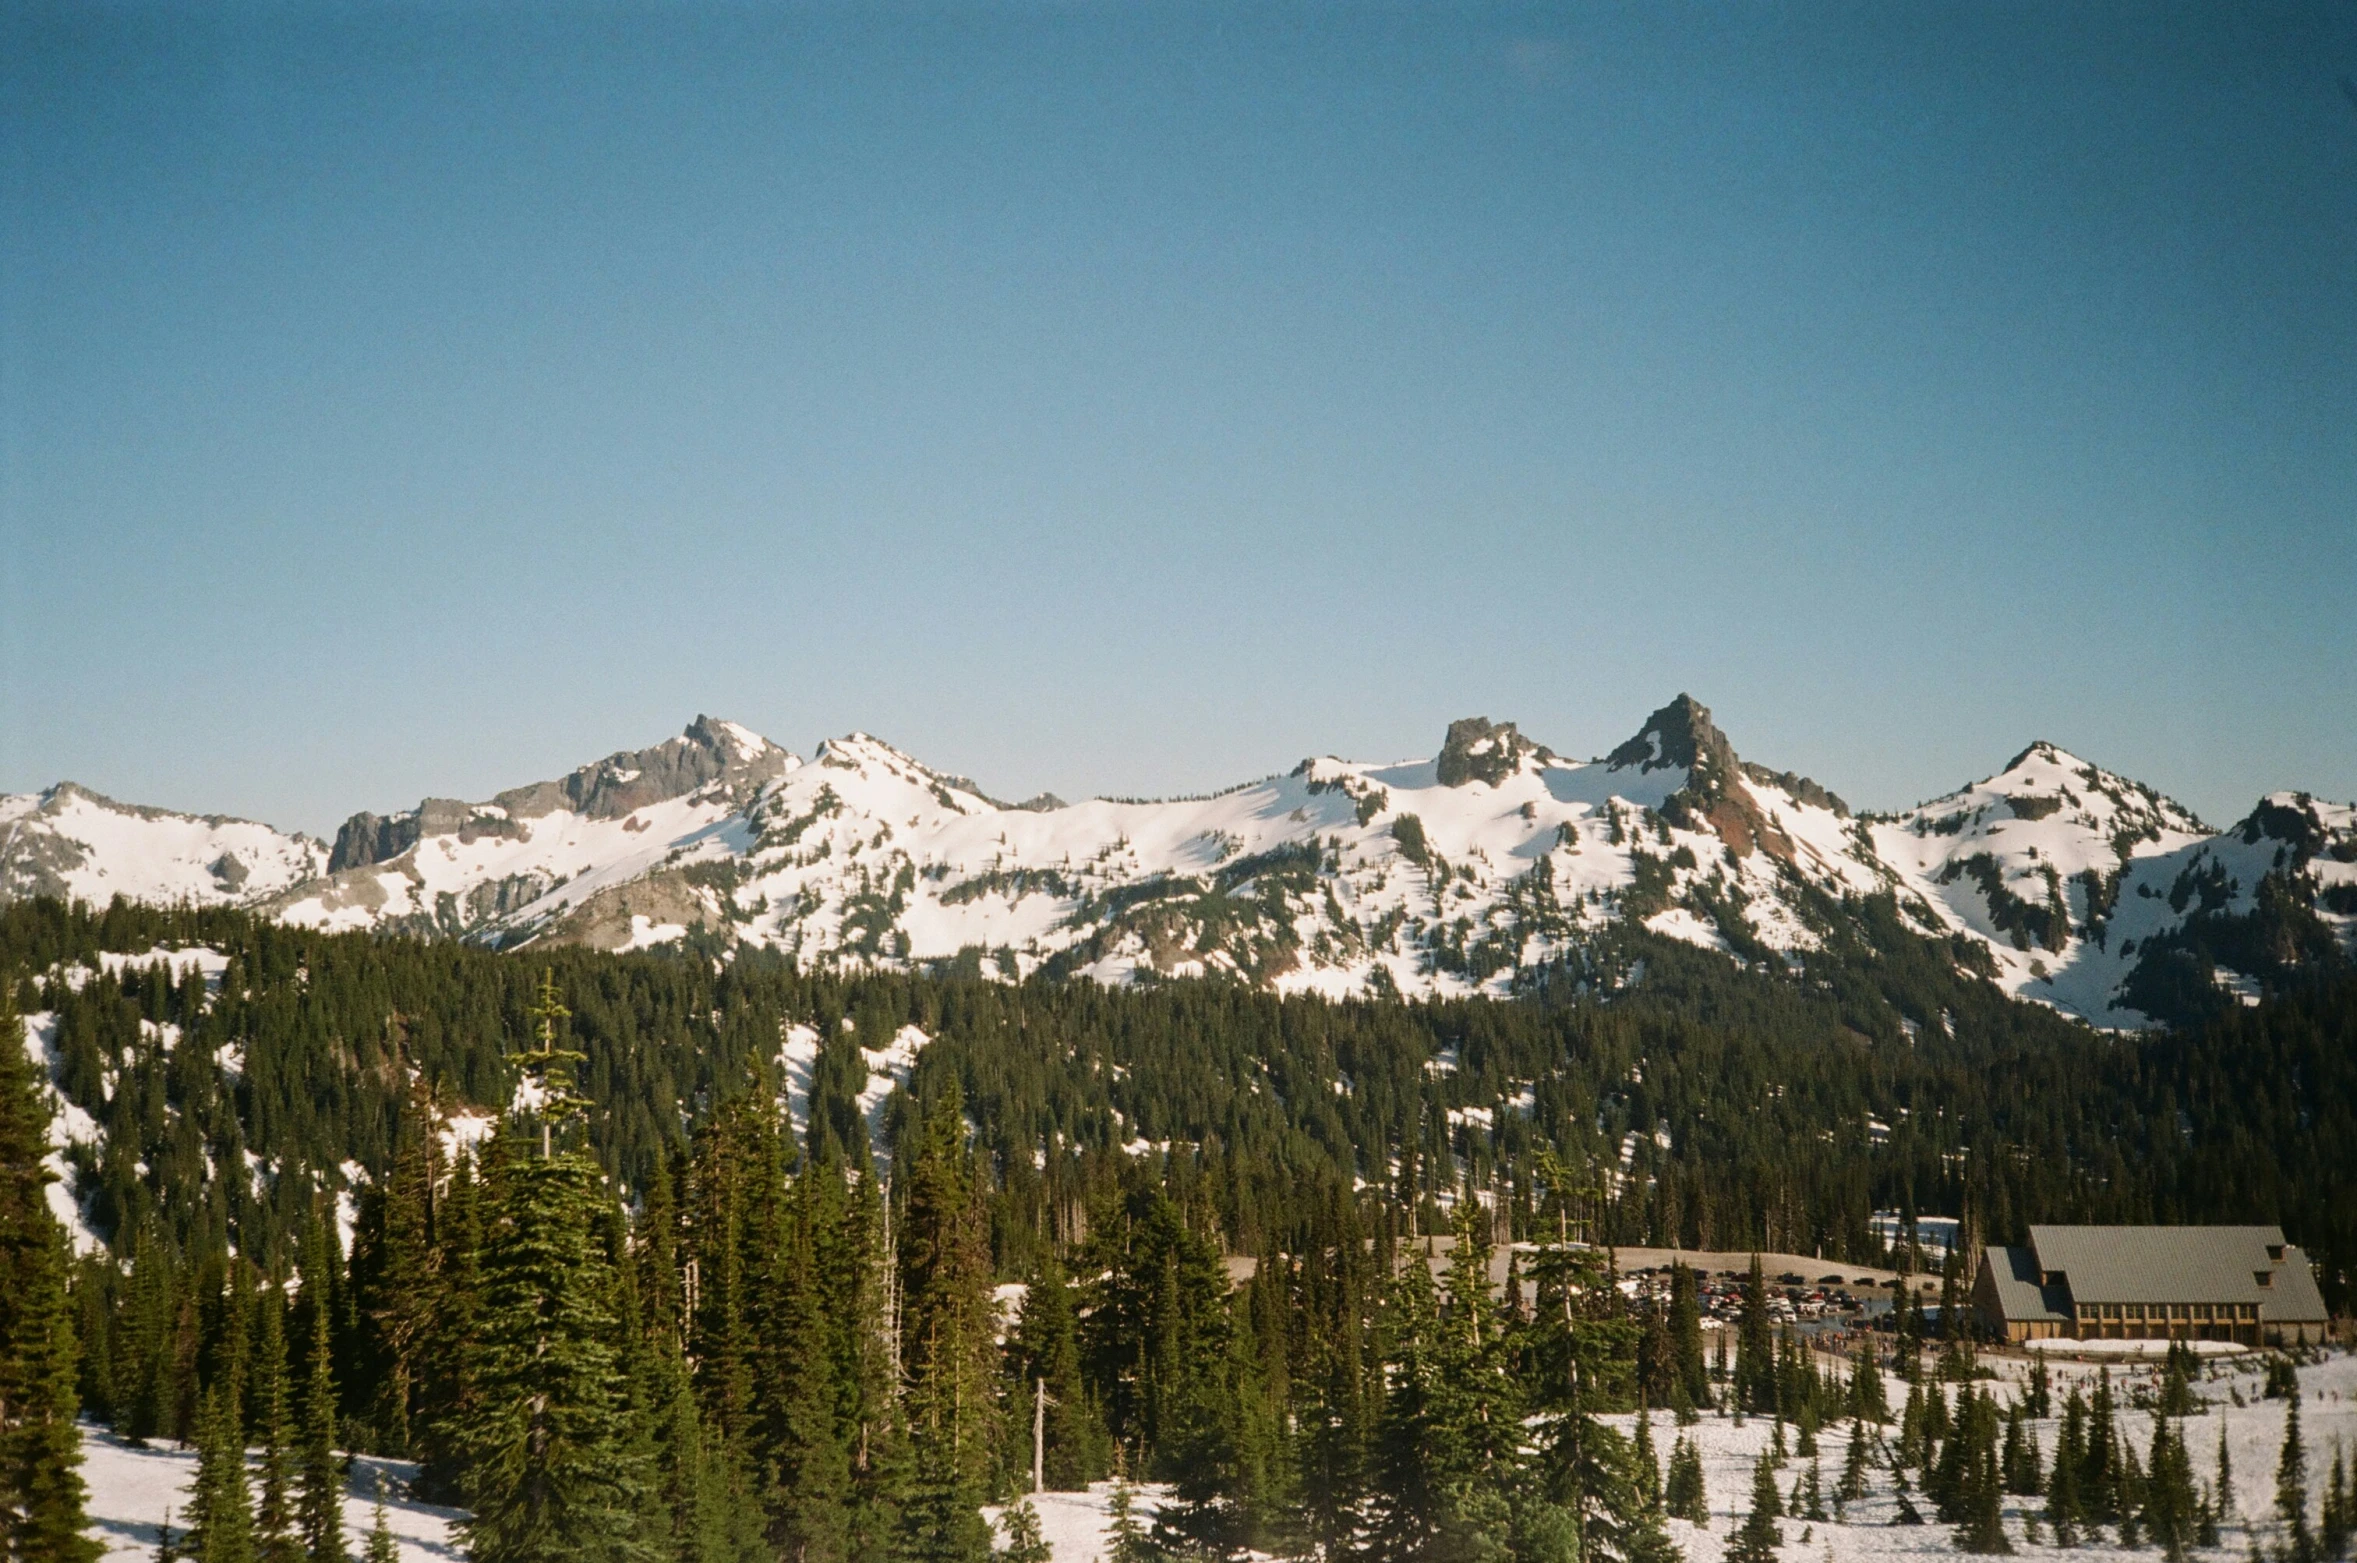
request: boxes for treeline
[8,895,2349,1308]
[0,893,2350,1561]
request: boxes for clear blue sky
[4,3,2352,836]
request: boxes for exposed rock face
[1436,717,1539,787]
[328,811,418,872]
[326,714,790,872]
[492,714,788,821]
[1605,694,1737,776]
[1604,696,1797,862]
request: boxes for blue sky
[3,3,2352,835]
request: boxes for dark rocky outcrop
[1436,717,1540,787]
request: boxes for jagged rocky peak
[327,715,795,872]
[1603,693,1738,780]
[494,714,791,821]
[1435,717,1546,787]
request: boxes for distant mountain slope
[0,782,325,906]
[4,699,2350,1027]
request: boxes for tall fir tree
[251,1283,300,1563]
[298,1258,348,1563]
[186,1376,256,1563]
[1724,1448,1785,1563]
[1005,1248,1105,1492]
[2280,1390,2317,1563]
[0,972,101,1563]
[450,977,650,1563]
[892,1087,996,1563]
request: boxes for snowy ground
[1636,1347,2357,1563]
[79,1426,463,1562]
[75,1350,2351,1563]
[985,1481,1171,1563]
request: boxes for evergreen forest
[0,892,2349,1563]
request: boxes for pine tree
[362,1475,398,1563]
[1953,1391,2011,1556]
[1632,1409,1663,1511]
[1836,1418,1871,1515]
[1724,1448,1785,1563]
[1105,1477,1153,1563]
[1735,1257,1776,1416]
[992,1499,1051,1563]
[2280,1391,2317,1563]
[2142,1410,2200,1562]
[2047,1391,2084,1549]
[1796,1456,1827,1522]
[1669,1262,1708,1418]
[2218,1416,2237,1524]
[1007,1247,1104,1491]
[0,973,102,1563]
[893,1087,997,1563]
[1665,1435,1709,1526]
[1851,1340,1888,1424]
[2322,1441,2350,1563]
[252,1283,300,1563]
[2085,1370,2119,1527]
[298,1263,348,1563]
[186,1375,257,1563]
[451,978,650,1563]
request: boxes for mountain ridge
[4,696,2350,1030]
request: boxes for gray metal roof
[1983,1245,2072,1323]
[2025,1225,2328,1321]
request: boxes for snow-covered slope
[7,701,2351,1028]
[0,783,325,907]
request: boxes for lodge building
[1973,1225,2331,1347]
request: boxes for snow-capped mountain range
[5,701,2351,1029]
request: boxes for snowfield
[1640,1347,2357,1563]
[80,1430,462,1563]
[65,1338,2355,1562]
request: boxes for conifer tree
[762,1175,850,1563]
[299,1261,348,1563]
[1836,1418,1871,1515]
[894,1087,997,1563]
[1850,1340,1888,1424]
[2084,1370,2119,1527]
[2047,1393,2084,1549]
[1668,1262,1708,1418]
[1665,1436,1708,1526]
[414,1151,483,1505]
[992,1499,1051,1563]
[0,972,101,1563]
[2000,1400,2038,1495]
[451,977,650,1563]
[186,1376,256,1563]
[2279,1391,2317,1563]
[1796,1457,1827,1523]
[1105,1477,1153,1563]
[1632,1409,1662,1512]
[2142,1410,2199,1562]
[1724,1448,1785,1563]
[361,1476,398,1563]
[1734,1258,1776,1416]
[252,1283,300,1563]
[1006,1247,1104,1491]
[2218,1416,2236,1524]
[2116,1435,2146,1550]
[1953,1389,2011,1556]
[2322,1441,2350,1563]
